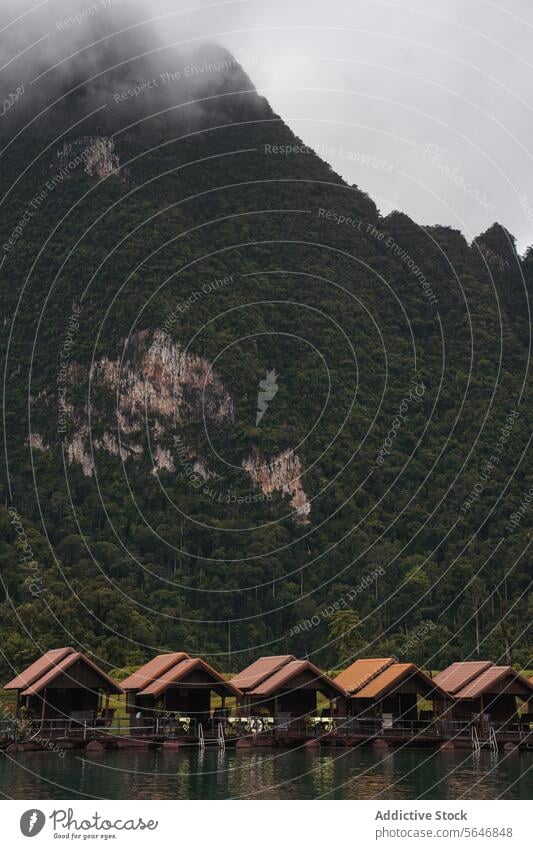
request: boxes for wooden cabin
[120,652,241,727]
[334,657,449,725]
[4,647,123,725]
[230,655,347,722]
[434,661,533,726]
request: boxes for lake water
[0,747,531,799]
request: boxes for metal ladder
[489,725,498,754]
[197,722,225,751]
[217,721,225,752]
[471,725,481,753]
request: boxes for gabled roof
[4,647,75,690]
[334,658,395,695]
[123,654,241,699]
[230,655,295,692]
[453,665,533,699]
[433,661,493,695]
[246,659,347,698]
[5,648,123,696]
[120,653,190,692]
[353,663,447,700]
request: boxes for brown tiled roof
[19,652,123,696]
[433,661,493,695]
[354,663,446,700]
[248,659,347,698]
[139,657,241,698]
[230,656,295,692]
[4,647,75,690]
[120,653,190,692]
[454,666,533,699]
[334,658,395,695]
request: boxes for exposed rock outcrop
[29,432,49,451]
[56,135,120,179]
[34,330,310,522]
[243,448,311,523]
[67,429,146,477]
[92,330,235,426]
[59,330,233,477]
[67,432,94,477]
[151,446,175,475]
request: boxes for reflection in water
[0,747,531,800]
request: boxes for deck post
[40,687,46,736]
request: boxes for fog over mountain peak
[1,2,266,140]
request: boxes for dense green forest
[0,25,531,680]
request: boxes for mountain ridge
[1,33,531,674]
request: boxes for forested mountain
[1,16,531,678]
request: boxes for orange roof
[454,666,533,699]
[334,658,395,695]
[354,663,446,700]
[120,653,190,692]
[433,661,493,695]
[248,659,347,698]
[230,656,295,692]
[11,650,123,696]
[4,647,75,690]
[139,657,241,698]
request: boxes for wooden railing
[1,715,530,745]
[227,716,532,741]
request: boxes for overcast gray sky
[6,0,533,251]
[151,0,533,253]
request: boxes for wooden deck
[1,717,531,753]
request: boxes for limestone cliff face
[67,432,95,477]
[29,432,49,451]
[57,330,233,477]
[56,136,120,179]
[66,430,144,477]
[150,446,175,475]
[38,329,310,521]
[243,448,311,523]
[93,330,235,426]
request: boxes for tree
[328,610,364,667]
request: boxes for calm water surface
[0,747,531,799]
